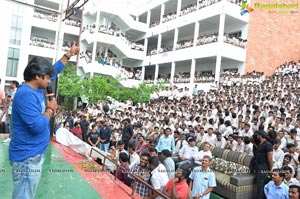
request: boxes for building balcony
[80,30,145,61]
[77,61,142,88]
[146,41,246,65]
[147,1,247,37]
[83,3,147,33]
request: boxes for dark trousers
[256,170,269,199]
[82,132,87,143]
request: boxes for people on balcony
[179,4,197,16]
[162,12,177,23]
[196,33,218,46]
[29,39,55,49]
[223,33,247,48]
[33,10,80,27]
[33,10,58,22]
[81,24,144,52]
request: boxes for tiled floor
[0,134,137,199]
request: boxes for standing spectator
[161,149,175,179]
[156,128,176,156]
[243,136,253,156]
[128,143,140,169]
[99,121,112,152]
[130,152,151,198]
[1,98,9,135]
[116,152,131,186]
[2,80,19,143]
[87,124,101,147]
[148,156,169,199]
[65,113,74,129]
[70,121,82,140]
[121,118,134,150]
[141,139,156,154]
[255,131,274,199]
[264,168,289,199]
[162,168,190,199]
[80,116,89,142]
[136,135,147,154]
[189,155,216,199]
[116,141,129,161]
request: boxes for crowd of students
[2,59,300,198]
[44,59,300,198]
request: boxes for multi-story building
[79,0,248,89]
[3,0,297,94]
[0,0,81,94]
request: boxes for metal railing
[90,148,171,199]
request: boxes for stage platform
[0,134,138,199]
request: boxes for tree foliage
[58,64,161,106]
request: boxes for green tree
[58,64,163,108]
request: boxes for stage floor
[0,134,138,199]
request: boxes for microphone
[46,86,54,101]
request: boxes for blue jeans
[11,153,45,199]
[100,142,110,153]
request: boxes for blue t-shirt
[9,60,64,162]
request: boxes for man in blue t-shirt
[9,43,79,199]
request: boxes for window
[10,15,23,45]
[6,48,20,77]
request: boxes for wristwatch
[63,54,70,60]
